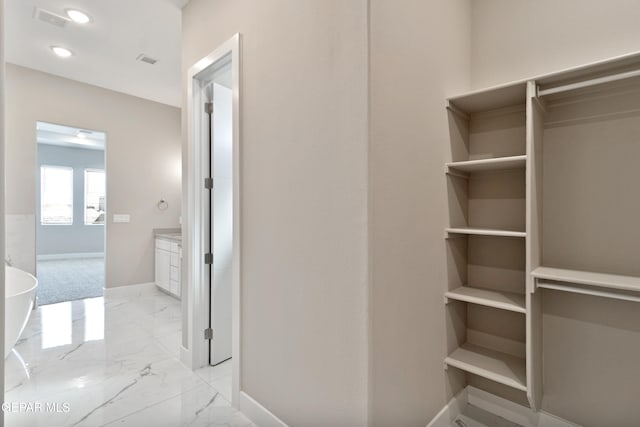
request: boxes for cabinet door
[170,252,180,267]
[170,280,180,296]
[175,247,182,297]
[155,248,171,291]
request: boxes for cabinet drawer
[170,242,180,253]
[170,253,180,267]
[170,265,180,282]
[156,238,171,251]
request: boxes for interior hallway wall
[182,0,369,425]
[368,0,471,425]
[471,1,640,425]
[471,0,640,88]
[5,64,181,287]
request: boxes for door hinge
[204,253,213,265]
[204,177,213,189]
[204,102,213,115]
[204,328,213,340]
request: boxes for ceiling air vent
[136,54,158,65]
[33,7,69,28]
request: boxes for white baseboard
[37,252,104,261]
[180,345,192,370]
[466,386,579,427]
[103,282,157,298]
[536,412,581,427]
[426,386,578,427]
[239,391,288,427]
[426,388,467,427]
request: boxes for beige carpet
[36,257,104,305]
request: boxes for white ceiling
[6,0,187,107]
[37,121,106,151]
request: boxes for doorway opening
[207,60,233,367]
[35,121,106,306]
[187,34,240,404]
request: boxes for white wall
[471,1,640,425]
[471,0,640,88]
[182,1,369,425]
[368,0,470,424]
[5,64,181,287]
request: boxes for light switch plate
[113,214,130,223]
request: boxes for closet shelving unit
[445,286,525,313]
[444,81,530,397]
[444,52,640,411]
[446,155,527,173]
[532,267,640,294]
[531,61,640,296]
[445,228,526,238]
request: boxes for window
[85,169,105,225]
[41,166,73,225]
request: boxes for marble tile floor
[4,287,253,427]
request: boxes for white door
[210,79,233,365]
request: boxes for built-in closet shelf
[446,155,527,174]
[448,82,528,113]
[445,343,527,392]
[446,286,526,313]
[443,52,640,412]
[532,267,640,293]
[446,227,526,238]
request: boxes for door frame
[34,122,107,291]
[186,33,241,405]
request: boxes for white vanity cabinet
[155,236,181,299]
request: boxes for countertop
[154,228,182,242]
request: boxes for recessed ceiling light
[65,9,91,24]
[51,46,73,58]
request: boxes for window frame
[84,168,106,226]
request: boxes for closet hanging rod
[537,281,640,303]
[538,68,640,97]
